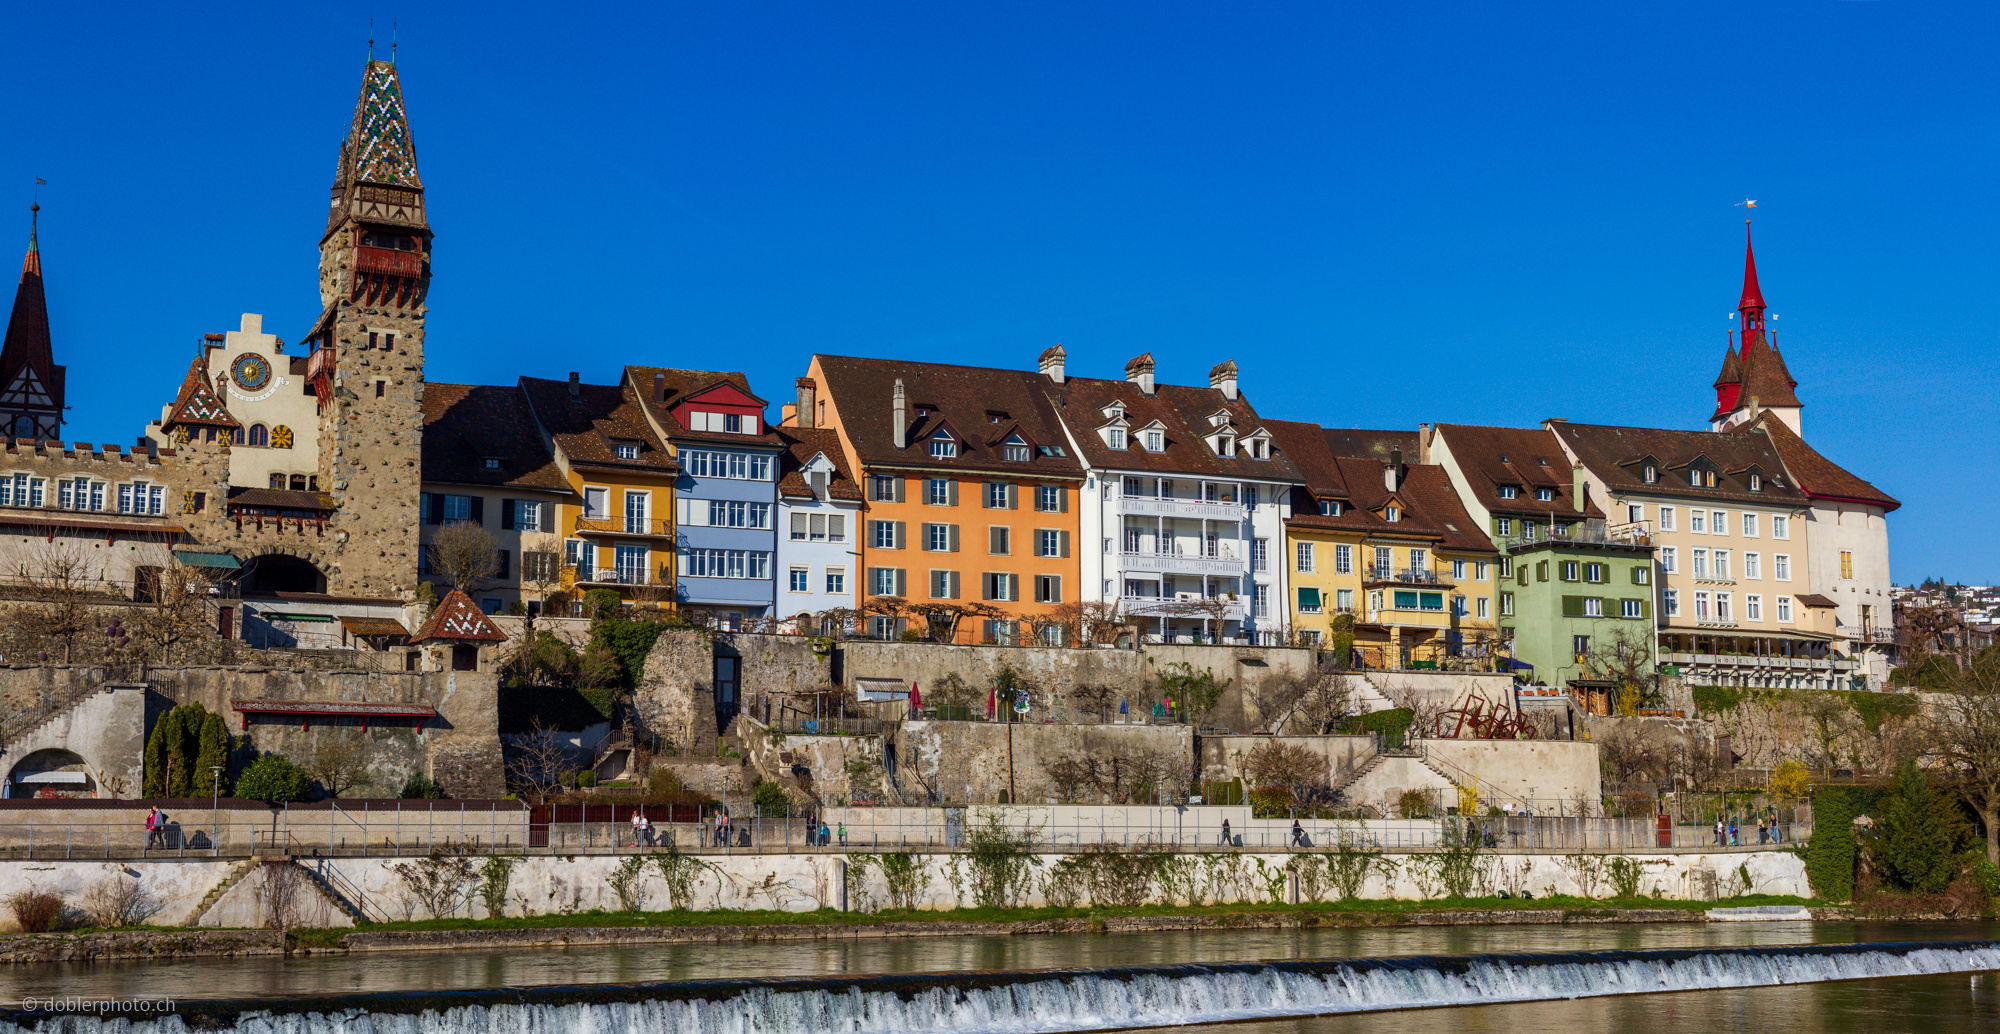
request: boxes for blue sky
[3,2,1991,581]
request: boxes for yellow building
[1271,423,1500,668]
[519,376,680,609]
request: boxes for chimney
[652,371,666,402]
[1038,344,1066,384]
[1208,360,1239,401]
[796,377,818,428]
[1385,447,1403,492]
[1572,464,1587,513]
[568,372,581,398]
[1418,423,1433,463]
[1124,353,1156,396]
[892,378,907,449]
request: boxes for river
[0,920,1993,1031]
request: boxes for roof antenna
[368,19,375,61]
[392,22,398,63]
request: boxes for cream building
[144,313,321,492]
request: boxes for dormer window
[1690,468,1716,488]
[1319,500,1343,517]
[1144,430,1164,452]
[1213,434,1235,458]
[483,458,503,470]
[928,430,958,459]
[1499,486,1517,500]
[1246,437,1268,460]
[1037,444,1067,457]
[1105,428,1127,450]
[1001,434,1030,462]
[1536,488,1553,502]
[1644,465,1657,484]
[614,443,639,460]
[1385,505,1400,522]
[1749,473,1762,491]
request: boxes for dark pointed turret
[0,204,65,441]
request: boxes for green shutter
[1561,595,1584,617]
[1536,561,1549,582]
[1517,566,1528,586]
[1639,598,1651,620]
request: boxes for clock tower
[301,56,431,598]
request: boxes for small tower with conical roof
[1709,223,1803,435]
[300,54,431,597]
[0,204,65,442]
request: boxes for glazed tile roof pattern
[1431,423,1604,520]
[1740,415,1899,511]
[623,366,785,449]
[410,589,508,643]
[813,354,1086,478]
[1050,374,1298,481]
[423,383,573,493]
[162,355,239,430]
[1,225,62,415]
[1548,421,1809,506]
[340,60,421,188]
[775,425,863,501]
[519,377,677,476]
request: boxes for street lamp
[210,766,224,855]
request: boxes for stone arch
[7,747,99,799]
[242,551,328,594]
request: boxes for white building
[1043,350,1298,644]
[772,423,864,628]
[144,313,320,492]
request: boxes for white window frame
[1659,506,1676,532]
[1296,541,1314,573]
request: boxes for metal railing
[1364,567,1449,585]
[575,516,675,537]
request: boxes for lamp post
[210,766,224,855]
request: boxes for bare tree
[134,559,218,664]
[307,734,373,798]
[1242,741,1331,810]
[1801,693,1859,775]
[504,719,574,805]
[1254,664,1356,734]
[1900,603,1968,662]
[1042,599,1133,646]
[517,531,566,608]
[908,601,1002,644]
[428,520,500,593]
[1580,625,1658,715]
[11,537,97,663]
[1927,664,2000,866]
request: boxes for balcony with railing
[1114,493,1245,522]
[1119,547,1246,576]
[1362,566,1452,588]
[1500,520,1653,553]
[1121,593,1247,621]
[575,515,675,539]
[575,565,674,589]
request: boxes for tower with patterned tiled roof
[301,55,431,598]
[1710,223,1802,436]
[0,204,65,442]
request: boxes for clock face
[231,354,271,391]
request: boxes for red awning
[230,699,436,730]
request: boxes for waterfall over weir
[8,940,1999,1034]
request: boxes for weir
[3,939,1997,1033]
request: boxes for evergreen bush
[235,754,313,802]
[1805,788,1855,901]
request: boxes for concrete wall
[1199,734,1376,786]
[889,720,1193,804]
[1423,738,1600,809]
[2,684,146,799]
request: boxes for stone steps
[183,859,257,927]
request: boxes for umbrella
[908,683,922,708]
[1119,697,1128,714]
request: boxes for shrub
[583,588,622,621]
[1875,761,1957,894]
[1396,788,1439,819]
[577,770,598,788]
[1805,788,1856,901]
[400,773,443,799]
[752,779,789,817]
[235,754,313,802]
[1247,785,1292,819]
[9,889,63,932]
[1359,708,1414,737]
[1605,856,1644,898]
[1769,759,1811,799]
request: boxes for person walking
[1290,819,1306,848]
[818,820,831,848]
[1728,819,1739,846]
[837,822,848,847]
[1714,817,1724,846]
[631,810,646,848]
[1220,817,1232,848]
[144,806,165,850]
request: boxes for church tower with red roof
[1709,223,1803,436]
[297,53,431,597]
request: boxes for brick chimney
[1385,447,1402,492]
[567,371,581,398]
[652,371,666,402]
[1124,353,1156,396]
[1038,344,1066,384]
[1208,360,1239,401]
[1572,464,1588,513]
[892,378,907,449]
[796,377,817,428]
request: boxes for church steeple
[1710,222,1803,435]
[0,203,65,442]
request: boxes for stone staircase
[1,681,136,747]
[297,861,369,924]
[183,860,257,927]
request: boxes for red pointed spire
[1738,221,1766,323]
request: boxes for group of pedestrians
[1712,816,1786,846]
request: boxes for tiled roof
[423,383,572,493]
[624,366,786,449]
[1432,423,1605,520]
[1710,333,1801,422]
[1548,420,1809,506]
[1742,415,1899,511]
[1,224,62,416]
[1396,464,1498,555]
[1794,593,1838,609]
[229,487,337,511]
[1269,418,1493,554]
[1321,428,1419,463]
[338,60,421,189]
[1049,375,1297,481]
[813,354,1087,478]
[775,425,863,501]
[161,355,240,431]
[519,377,677,476]
[1263,419,1351,499]
[410,589,508,643]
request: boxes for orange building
[794,355,1086,643]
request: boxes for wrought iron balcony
[1118,549,1246,576]
[575,516,675,538]
[1114,494,1245,521]
[1120,594,1247,621]
[1363,567,1451,587]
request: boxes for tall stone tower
[303,57,430,598]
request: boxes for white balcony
[1115,495,1246,522]
[1118,550,1247,576]
[1121,593,1248,622]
